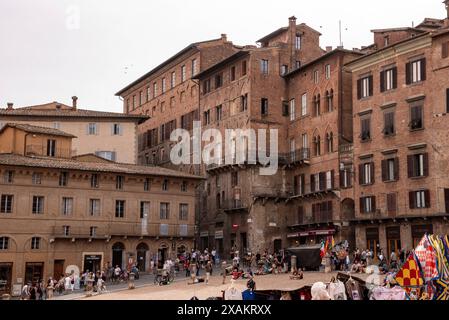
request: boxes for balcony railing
[26,145,73,158]
[280,148,311,166]
[222,199,248,211]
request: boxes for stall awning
[287,229,335,239]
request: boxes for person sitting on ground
[290,267,304,280]
[242,267,254,279]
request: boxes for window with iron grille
[179,203,188,220]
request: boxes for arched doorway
[157,243,168,269]
[136,243,149,272]
[112,242,125,269]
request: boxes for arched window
[314,94,321,117]
[328,89,334,112]
[313,135,321,156]
[326,132,334,153]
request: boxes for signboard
[200,231,209,237]
[215,230,224,239]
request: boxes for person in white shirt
[114,266,121,283]
[64,275,71,291]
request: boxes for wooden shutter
[409,191,416,209]
[392,67,398,89]
[357,79,362,100]
[380,71,385,93]
[301,175,305,194]
[423,153,429,177]
[444,189,449,213]
[368,75,374,96]
[319,172,326,191]
[407,155,414,178]
[394,157,400,181]
[360,198,365,214]
[339,170,344,188]
[311,175,315,193]
[424,190,431,208]
[387,193,396,214]
[443,42,449,59]
[420,58,426,81]
[405,62,411,85]
[371,196,376,212]
[381,159,388,182]
[331,170,335,189]
[359,164,364,185]
[370,162,375,184]
[294,176,298,195]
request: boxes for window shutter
[294,176,298,195]
[359,164,364,185]
[319,172,326,191]
[370,162,375,184]
[420,58,426,81]
[409,191,415,209]
[407,155,414,178]
[446,89,449,114]
[423,153,429,177]
[357,79,362,100]
[331,170,335,189]
[360,198,365,214]
[381,160,387,182]
[301,175,305,194]
[311,175,315,193]
[394,157,400,181]
[380,71,385,93]
[405,62,411,85]
[368,75,374,96]
[339,170,344,188]
[444,189,449,213]
[392,67,398,89]
[372,196,376,212]
[443,42,449,58]
[425,190,431,208]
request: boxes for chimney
[326,46,333,52]
[6,103,13,110]
[72,96,78,110]
[289,16,298,69]
[221,34,227,42]
[445,0,449,27]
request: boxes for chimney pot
[326,46,333,52]
[221,34,227,42]
[6,103,13,110]
[72,96,78,110]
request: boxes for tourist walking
[205,261,212,284]
[221,260,227,285]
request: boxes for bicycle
[154,270,175,286]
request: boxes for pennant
[395,252,424,288]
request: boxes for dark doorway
[386,227,401,259]
[158,246,168,269]
[136,243,149,272]
[274,239,282,253]
[0,263,12,294]
[83,255,102,273]
[53,260,65,279]
[25,262,44,284]
[112,242,125,269]
[240,233,247,255]
[215,239,223,259]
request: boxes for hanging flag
[414,235,429,269]
[395,252,424,288]
[424,244,439,281]
[435,279,449,300]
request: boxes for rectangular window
[281,65,288,75]
[32,173,42,185]
[360,196,376,213]
[242,60,247,76]
[359,162,374,185]
[171,71,176,88]
[314,70,319,84]
[203,79,211,94]
[63,226,70,236]
[59,172,68,187]
[261,98,268,116]
[140,201,150,219]
[161,78,166,93]
[301,94,307,116]
[132,95,136,109]
[230,66,236,81]
[408,153,428,178]
[289,99,296,121]
[181,181,187,192]
[89,199,100,216]
[116,176,124,190]
[216,105,223,121]
[181,65,186,82]
[204,110,211,125]
[260,59,269,75]
[112,124,122,135]
[179,203,188,220]
[95,151,116,161]
[325,64,331,79]
[91,174,99,188]
[241,94,248,112]
[3,170,14,184]
[339,169,353,188]
[295,35,301,49]
[147,86,151,101]
[0,195,13,213]
[409,190,430,209]
[61,197,73,216]
[47,139,56,157]
[442,42,449,59]
[325,170,334,190]
[406,58,426,84]
[296,61,301,69]
[386,193,397,215]
[160,202,170,220]
[32,196,44,214]
[357,75,373,99]
[382,158,399,182]
[31,237,40,250]
[383,110,395,136]
[90,227,97,237]
[139,91,143,106]
[380,67,397,92]
[410,103,423,130]
[115,200,125,218]
[87,123,98,135]
[144,178,151,191]
[0,237,8,250]
[162,179,168,191]
[191,59,198,76]
[360,117,371,141]
[153,82,158,97]
[231,172,238,187]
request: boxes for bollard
[128,272,135,289]
[291,255,297,274]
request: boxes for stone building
[345,3,449,257]
[0,97,148,164]
[0,123,201,295]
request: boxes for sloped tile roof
[0,123,77,138]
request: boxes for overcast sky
[0,0,445,112]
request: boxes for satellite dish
[65,265,80,276]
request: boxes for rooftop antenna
[339,20,348,47]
